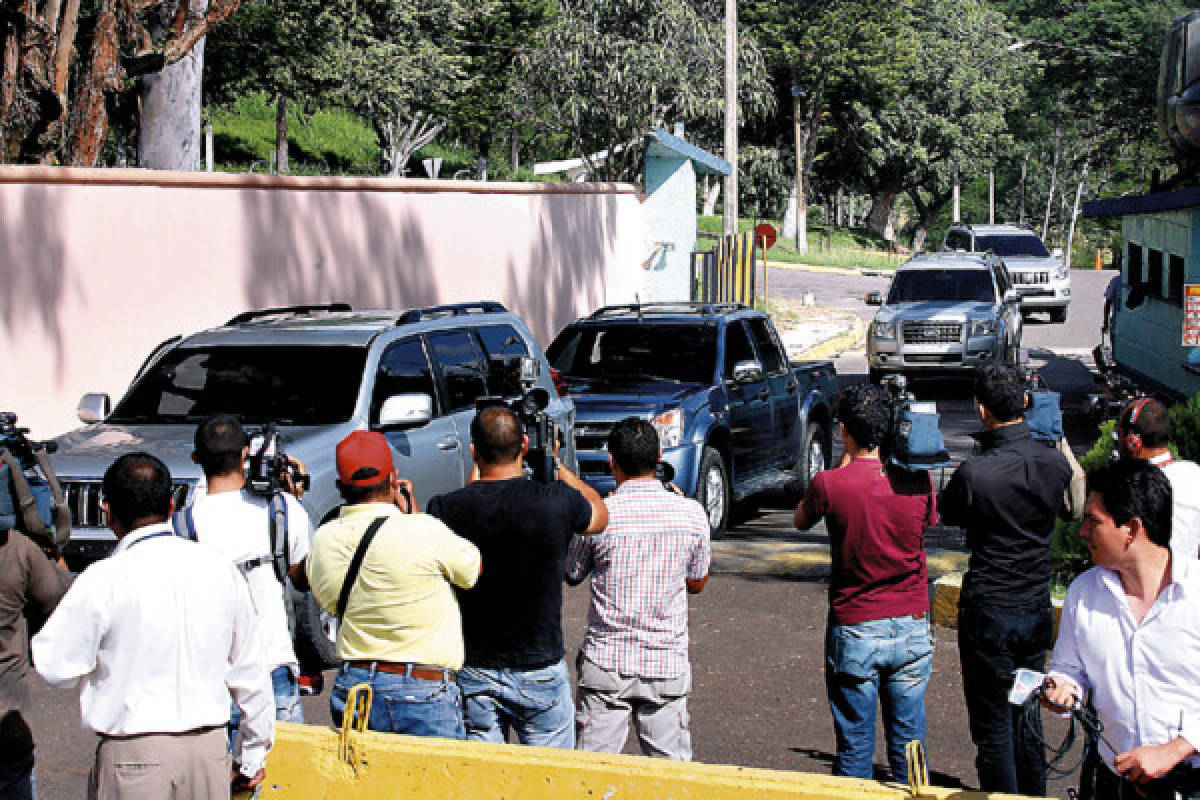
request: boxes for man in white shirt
[1116,397,1200,564]
[1045,459,1200,800]
[32,453,274,799]
[183,415,310,739]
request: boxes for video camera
[246,422,310,497]
[0,412,71,557]
[475,356,558,483]
[877,375,951,472]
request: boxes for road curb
[711,545,969,582]
[765,261,897,277]
[792,317,865,361]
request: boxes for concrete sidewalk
[768,300,865,362]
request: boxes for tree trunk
[866,191,897,241]
[1017,152,1029,227]
[510,127,519,173]
[781,184,798,238]
[65,0,121,166]
[275,93,288,174]
[1065,160,1089,269]
[139,0,207,170]
[702,179,720,216]
[788,93,809,253]
[1042,136,1060,242]
[835,187,844,228]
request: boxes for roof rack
[587,302,746,319]
[397,301,508,325]
[226,303,352,326]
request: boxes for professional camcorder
[246,422,310,497]
[476,356,558,483]
[0,412,71,558]
[877,376,951,472]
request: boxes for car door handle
[437,436,460,450]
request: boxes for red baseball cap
[336,431,395,487]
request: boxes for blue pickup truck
[546,303,838,537]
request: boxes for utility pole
[988,169,995,223]
[952,166,960,223]
[723,0,738,236]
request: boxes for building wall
[642,155,699,302]
[1116,208,1200,398]
[0,167,645,435]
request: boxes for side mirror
[732,360,765,384]
[1003,289,1021,305]
[1052,247,1064,259]
[865,291,883,306]
[77,393,111,424]
[377,393,433,430]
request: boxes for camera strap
[336,517,389,619]
[267,492,289,586]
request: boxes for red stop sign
[754,223,777,250]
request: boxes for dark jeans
[958,598,1054,796]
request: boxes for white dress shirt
[32,523,275,775]
[188,488,310,671]
[1159,457,1200,563]
[1049,557,1200,774]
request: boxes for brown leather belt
[346,661,455,682]
[913,612,927,620]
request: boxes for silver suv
[866,252,1023,382]
[942,223,1071,322]
[50,301,575,665]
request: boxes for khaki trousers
[575,654,692,761]
[89,727,230,800]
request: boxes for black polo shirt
[939,421,1072,607]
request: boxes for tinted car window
[723,321,758,379]
[475,324,530,396]
[427,330,488,412]
[887,269,996,304]
[748,318,787,373]
[973,234,1051,258]
[372,337,437,421]
[110,346,367,425]
[944,231,973,251]
[548,324,717,384]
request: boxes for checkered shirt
[566,479,711,680]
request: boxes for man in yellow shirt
[307,431,481,739]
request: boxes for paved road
[27,267,1105,798]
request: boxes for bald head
[102,452,173,531]
[470,406,524,465]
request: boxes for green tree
[516,0,772,183]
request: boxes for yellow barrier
[259,719,1044,800]
[932,572,1063,636]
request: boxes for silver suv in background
[50,301,575,667]
[866,252,1023,382]
[941,223,1071,322]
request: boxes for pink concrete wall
[0,167,646,436]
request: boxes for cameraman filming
[794,383,937,782]
[180,415,311,750]
[427,406,606,748]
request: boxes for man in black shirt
[940,364,1072,797]
[427,406,606,748]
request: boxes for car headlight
[653,408,684,449]
[969,319,996,337]
[871,321,896,340]
[1054,264,1069,280]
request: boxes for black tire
[294,589,339,669]
[1049,306,1068,324]
[695,446,730,540]
[799,422,830,489]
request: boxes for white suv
[942,224,1071,323]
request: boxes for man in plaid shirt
[566,417,710,760]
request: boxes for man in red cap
[307,430,481,739]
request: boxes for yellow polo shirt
[307,503,481,669]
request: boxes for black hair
[193,414,247,477]
[102,452,173,530]
[608,417,659,477]
[337,474,393,505]
[974,364,1026,423]
[1087,460,1173,548]
[470,406,523,465]
[837,383,891,450]
[1119,399,1171,449]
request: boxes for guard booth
[1085,188,1200,399]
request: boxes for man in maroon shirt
[795,383,936,781]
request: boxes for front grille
[64,481,192,528]
[905,353,962,364]
[574,422,615,451]
[1016,272,1050,285]
[901,322,962,344]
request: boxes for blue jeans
[457,660,574,748]
[825,614,933,781]
[330,662,465,740]
[228,666,304,753]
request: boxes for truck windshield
[548,324,717,384]
[973,234,1050,258]
[887,269,996,304]
[109,345,367,425]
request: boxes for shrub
[1170,392,1200,463]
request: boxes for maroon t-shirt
[802,458,935,626]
